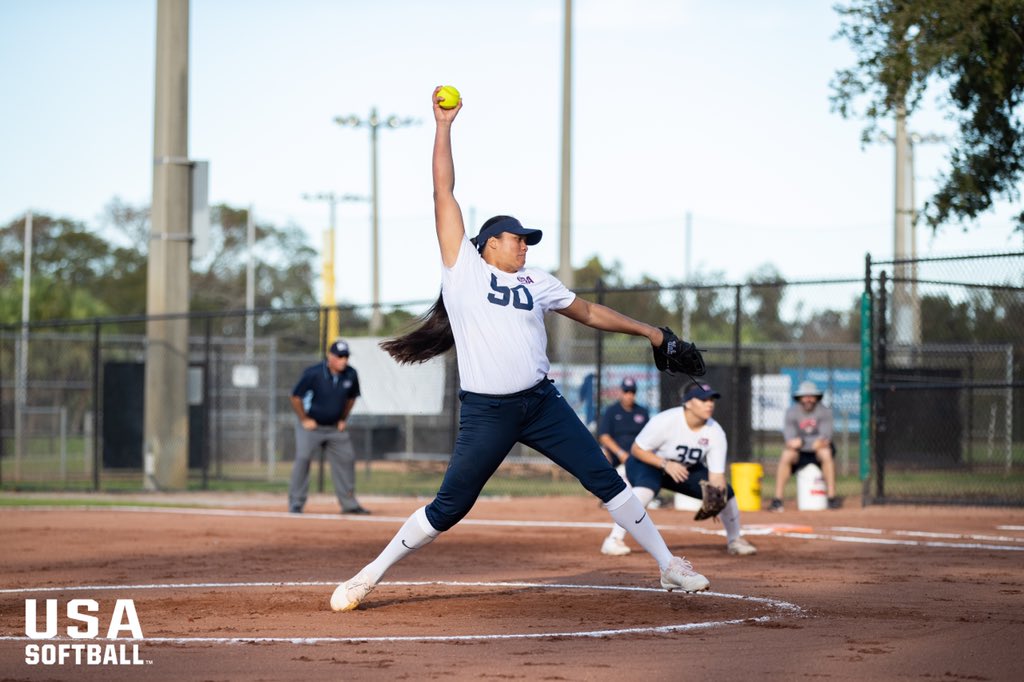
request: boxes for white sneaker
[727,537,758,556]
[601,536,632,556]
[660,556,710,593]
[330,571,376,612]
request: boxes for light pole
[303,192,368,343]
[877,112,944,354]
[333,108,419,334]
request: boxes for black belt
[464,376,552,399]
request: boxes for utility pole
[682,211,692,340]
[303,192,368,344]
[14,211,32,481]
[877,107,944,358]
[334,109,418,334]
[145,0,190,490]
[555,0,575,363]
[245,204,255,362]
[558,0,573,292]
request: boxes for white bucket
[796,463,828,510]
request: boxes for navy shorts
[425,379,627,532]
[624,458,734,500]
[792,443,836,473]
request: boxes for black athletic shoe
[768,498,784,512]
[827,497,843,510]
[343,506,372,515]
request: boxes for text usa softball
[23,598,146,666]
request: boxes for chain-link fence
[2,252,1022,505]
[867,251,1024,505]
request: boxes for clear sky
[2,0,1021,309]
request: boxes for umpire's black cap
[328,339,350,357]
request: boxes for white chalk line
[682,523,1024,551]
[828,526,1024,543]
[5,505,1023,551]
[0,580,800,644]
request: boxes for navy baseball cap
[474,216,542,253]
[682,383,720,402]
[328,339,350,357]
[621,378,637,392]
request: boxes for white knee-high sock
[605,489,673,569]
[719,497,742,543]
[609,487,656,542]
[361,506,439,584]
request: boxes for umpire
[288,338,370,515]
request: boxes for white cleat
[600,536,632,556]
[727,537,758,556]
[660,556,710,593]
[330,572,376,612]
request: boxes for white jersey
[442,235,576,394]
[633,407,728,474]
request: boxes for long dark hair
[379,216,512,364]
[379,291,454,364]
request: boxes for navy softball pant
[625,458,735,499]
[425,378,628,532]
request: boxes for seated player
[769,381,841,511]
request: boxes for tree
[1,199,320,331]
[832,0,1024,231]
[800,302,861,344]
[189,203,317,314]
[0,213,119,323]
[745,264,791,342]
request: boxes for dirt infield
[1,493,1022,681]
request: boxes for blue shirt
[291,362,361,426]
[598,402,650,453]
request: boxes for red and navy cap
[682,383,720,402]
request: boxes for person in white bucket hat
[768,380,841,511]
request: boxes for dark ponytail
[382,216,513,364]
[379,290,454,364]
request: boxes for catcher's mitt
[652,326,706,377]
[694,480,728,521]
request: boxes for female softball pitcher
[330,87,710,611]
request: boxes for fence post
[267,335,278,481]
[202,316,212,490]
[875,270,889,500]
[859,254,873,485]
[92,321,101,491]
[1005,345,1014,475]
[0,332,5,487]
[595,279,605,422]
[731,285,742,451]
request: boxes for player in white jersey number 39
[600,382,757,557]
